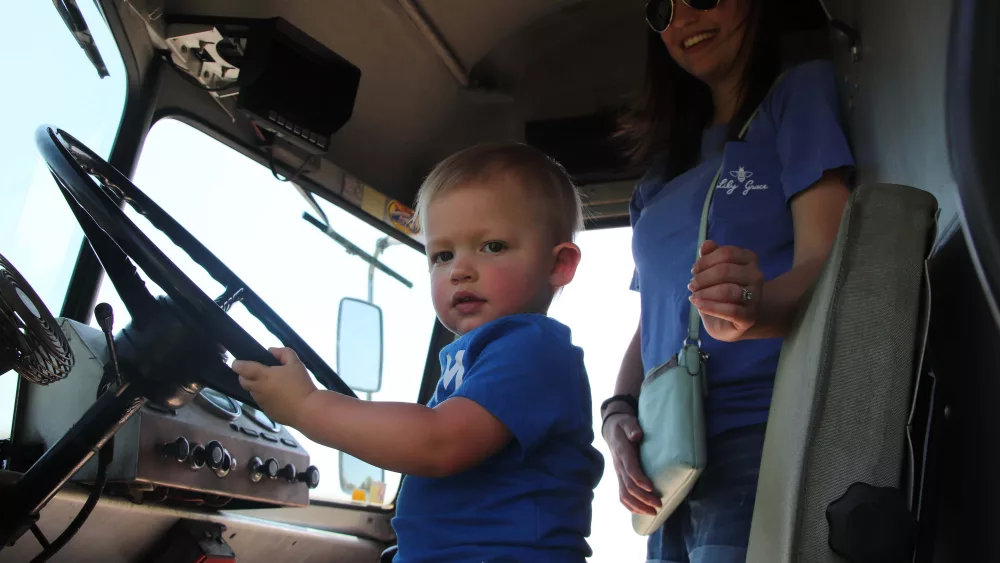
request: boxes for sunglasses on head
[645,0,722,33]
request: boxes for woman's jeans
[646,422,767,563]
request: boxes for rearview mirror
[336,297,383,394]
[339,452,386,503]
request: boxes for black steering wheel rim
[35,125,356,405]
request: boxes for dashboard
[16,318,318,509]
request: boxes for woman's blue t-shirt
[629,60,856,438]
[392,314,605,563]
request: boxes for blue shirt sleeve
[770,60,856,202]
[448,317,587,458]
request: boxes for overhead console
[161,16,361,156]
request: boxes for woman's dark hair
[617,0,782,174]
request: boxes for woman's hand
[233,347,318,427]
[688,240,765,342]
[603,413,662,515]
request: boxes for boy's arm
[295,391,511,478]
[234,347,512,478]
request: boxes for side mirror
[336,297,383,394]
[339,452,386,503]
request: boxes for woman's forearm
[743,172,849,340]
[744,256,826,340]
[610,321,644,408]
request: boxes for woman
[600,0,854,561]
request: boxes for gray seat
[747,184,939,562]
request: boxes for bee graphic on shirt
[731,166,753,183]
[717,165,769,196]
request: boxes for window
[0,1,127,440]
[547,226,646,562]
[90,118,436,504]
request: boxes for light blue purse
[632,76,783,535]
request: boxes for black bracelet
[600,394,638,416]
[600,411,631,437]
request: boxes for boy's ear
[550,242,582,288]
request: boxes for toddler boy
[235,142,605,562]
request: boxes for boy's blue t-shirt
[391,314,605,563]
[629,60,856,438]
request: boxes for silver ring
[740,286,753,304]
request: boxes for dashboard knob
[202,440,226,469]
[189,444,206,469]
[249,456,265,482]
[277,463,297,483]
[249,457,279,482]
[214,450,234,478]
[263,458,279,480]
[162,437,190,463]
[296,465,321,489]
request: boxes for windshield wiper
[53,0,109,78]
[302,212,413,289]
[292,178,412,289]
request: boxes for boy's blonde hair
[414,142,585,243]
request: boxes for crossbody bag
[632,73,786,535]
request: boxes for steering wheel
[35,125,356,407]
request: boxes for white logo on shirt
[435,350,466,402]
[716,165,769,195]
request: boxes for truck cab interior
[0,0,997,561]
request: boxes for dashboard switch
[203,440,226,469]
[189,444,206,469]
[263,458,279,480]
[162,437,190,463]
[296,465,320,489]
[249,456,265,482]
[214,450,235,478]
[249,457,279,482]
[278,463,297,483]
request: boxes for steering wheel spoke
[56,174,160,324]
[36,125,356,412]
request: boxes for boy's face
[423,176,579,335]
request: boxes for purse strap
[686,73,787,346]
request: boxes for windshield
[0,1,127,439]
[547,227,646,561]
[90,118,436,504]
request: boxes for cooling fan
[0,252,74,384]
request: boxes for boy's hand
[233,347,317,427]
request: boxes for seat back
[747,184,939,562]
